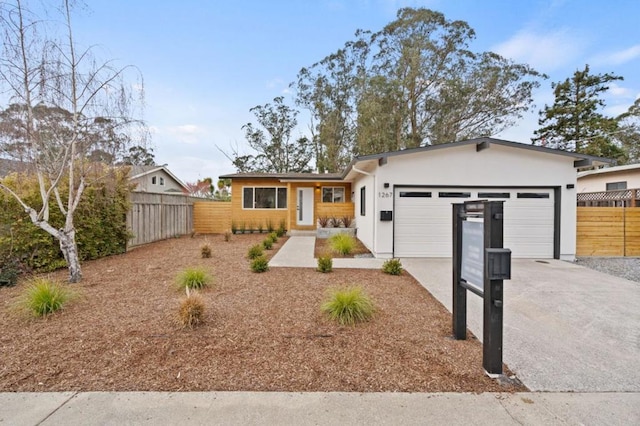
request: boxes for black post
[483,201,504,375]
[452,203,467,340]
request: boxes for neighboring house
[221,137,610,260]
[128,165,189,194]
[577,163,640,192]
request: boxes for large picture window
[322,187,345,203]
[243,187,287,209]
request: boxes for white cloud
[592,44,640,66]
[608,83,633,99]
[493,28,585,72]
[165,124,204,145]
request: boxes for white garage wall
[354,143,578,260]
[353,174,375,252]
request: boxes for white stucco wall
[578,170,640,192]
[351,143,579,260]
[353,174,375,252]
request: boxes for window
[606,181,627,190]
[478,192,511,199]
[399,191,432,198]
[151,176,157,185]
[439,192,471,198]
[322,187,345,203]
[159,177,165,186]
[360,186,366,216]
[242,187,287,209]
[517,192,550,199]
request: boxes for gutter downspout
[352,165,376,256]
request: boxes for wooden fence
[577,207,640,256]
[193,201,232,234]
[126,192,194,249]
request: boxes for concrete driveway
[402,258,640,392]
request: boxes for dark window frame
[517,192,550,199]
[360,186,366,216]
[322,186,345,203]
[606,181,627,191]
[399,191,432,198]
[438,192,471,198]
[478,192,511,199]
[242,186,288,210]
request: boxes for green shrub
[321,286,375,325]
[201,244,212,258]
[268,232,278,243]
[266,220,274,233]
[262,238,273,250]
[317,255,333,273]
[276,220,286,237]
[250,255,269,273]
[176,267,212,290]
[382,258,403,275]
[0,257,20,287]
[329,233,356,255]
[177,292,205,329]
[247,244,264,259]
[20,277,75,317]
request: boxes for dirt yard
[0,234,525,392]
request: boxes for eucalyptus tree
[0,0,145,282]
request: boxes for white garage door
[394,188,555,258]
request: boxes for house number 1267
[378,191,392,198]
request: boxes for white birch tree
[0,0,145,282]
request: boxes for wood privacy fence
[126,192,194,249]
[193,201,232,234]
[576,207,640,256]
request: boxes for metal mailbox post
[452,200,511,375]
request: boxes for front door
[296,187,314,226]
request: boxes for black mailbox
[485,248,511,280]
[380,210,393,221]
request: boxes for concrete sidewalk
[3,391,639,425]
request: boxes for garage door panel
[394,187,555,258]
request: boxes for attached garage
[342,138,611,260]
[393,187,556,258]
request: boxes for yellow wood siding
[193,201,231,234]
[230,178,289,230]
[287,182,353,230]
[576,207,640,256]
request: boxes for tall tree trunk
[58,227,82,283]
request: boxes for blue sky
[70,0,640,183]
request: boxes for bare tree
[0,0,145,282]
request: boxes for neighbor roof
[577,163,640,179]
[128,164,189,191]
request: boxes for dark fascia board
[340,137,613,179]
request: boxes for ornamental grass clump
[382,258,403,275]
[20,277,75,317]
[177,290,205,329]
[317,255,333,273]
[262,238,273,250]
[247,244,264,259]
[201,244,212,258]
[328,233,356,255]
[321,286,375,326]
[176,267,212,291]
[250,255,269,273]
[268,232,278,243]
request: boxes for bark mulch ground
[0,234,526,392]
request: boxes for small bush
[341,216,354,228]
[317,216,330,228]
[329,233,355,255]
[177,292,205,328]
[268,232,278,243]
[262,238,273,250]
[20,277,75,317]
[329,216,341,228]
[176,267,211,290]
[247,244,264,259]
[201,244,212,258]
[276,220,287,237]
[0,258,20,287]
[250,255,269,273]
[382,258,403,275]
[224,231,232,242]
[317,255,333,273]
[321,286,375,325]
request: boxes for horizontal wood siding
[230,178,288,231]
[576,207,640,256]
[193,201,232,234]
[316,202,355,220]
[127,192,193,249]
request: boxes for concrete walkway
[4,237,640,425]
[3,391,639,425]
